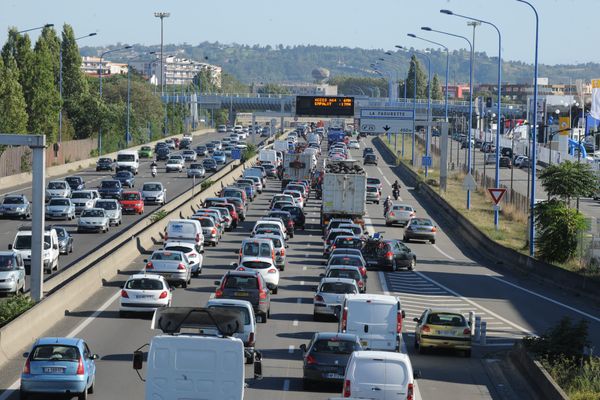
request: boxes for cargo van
[115,150,140,174]
[164,219,204,251]
[9,226,60,274]
[132,307,262,400]
[339,294,404,352]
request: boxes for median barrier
[373,137,600,303]
[0,128,213,190]
[0,150,261,370]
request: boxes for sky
[0,0,597,65]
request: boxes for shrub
[149,210,168,223]
[0,294,35,326]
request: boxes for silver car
[313,277,359,321]
[143,250,191,288]
[182,150,197,162]
[77,208,110,233]
[0,195,31,219]
[70,190,98,214]
[385,203,416,227]
[366,185,381,204]
[94,199,123,226]
[187,163,206,178]
[45,180,71,201]
[0,251,26,295]
[45,198,76,220]
[166,157,184,172]
[141,182,166,205]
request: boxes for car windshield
[225,276,258,289]
[49,199,70,206]
[31,345,80,362]
[410,218,433,226]
[3,197,24,205]
[65,177,81,185]
[71,192,91,199]
[48,182,66,190]
[312,339,360,355]
[204,159,216,165]
[320,282,357,294]
[122,193,140,201]
[165,246,192,254]
[282,206,301,216]
[101,181,119,188]
[99,158,112,163]
[329,256,362,266]
[125,278,164,290]
[197,218,214,226]
[82,210,104,218]
[427,313,466,327]
[241,261,272,269]
[0,255,17,271]
[366,186,378,193]
[143,184,162,191]
[117,154,135,162]
[327,269,359,280]
[96,201,117,210]
[54,228,67,238]
[116,172,130,178]
[190,164,202,169]
[152,252,183,261]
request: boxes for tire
[303,379,315,391]
[182,281,188,289]
[404,237,410,243]
[245,354,254,365]
[414,338,419,349]
[279,264,285,272]
[431,239,436,244]
[261,312,268,324]
[409,258,416,271]
[78,387,88,400]
[19,390,27,400]
[272,287,278,295]
[69,244,73,253]
[391,259,397,272]
[418,344,427,355]
[385,221,391,226]
[88,379,95,394]
[313,313,321,322]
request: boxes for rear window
[241,261,272,269]
[312,339,360,354]
[243,242,272,258]
[31,345,80,362]
[327,269,359,280]
[335,238,362,249]
[320,282,357,294]
[353,358,387,384]
[427,313,466,326]
[197,218,214,227]
[225,276,258,289]
[366,186,378,193]
[152,252,182,261]
[122,192,140,201]
[164,246,192,254]
[329,256,362,267]
[209,305,251,325]
[126,278,164,290]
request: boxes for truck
[273,140,289,152]
[132,307,262,400]
[321,162,366,228]
[327,127,346,146]
[281,152,314,189]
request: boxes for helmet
[386,196,391,200]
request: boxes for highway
[0,130,265,293]
[0,135,599,399]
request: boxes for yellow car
[413,308,472,357]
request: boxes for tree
[257,83,290,95]
[405,55,427,99]
[539,161,597,206]
[0,56,28,133]
[431,73,443,100]
[38,26,61,85]
[2,29,34,112]
[61,24,89,103]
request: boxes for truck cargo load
[321,169,366,227]
[281,153,314,189]
[273,140,289,152]
[258,149,278,166]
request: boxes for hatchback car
[366,185,381,204]
[51,225,73,255]
[366,177,383,193]
[138,146,153,158]
[166,156,184,172]
[362,237,417,271]
[119,191,144,214]
[45,198,76,220]
[235,258,280,294]
[20,337,98,399]
[0,194,31,219]
[267,211,295,238]
[97,180,123,200]
[414,308,472,356]
[141,182,166,205]
[77,208,110,233]
[212,150,227,164]
[113,171,135,188]
[144,250,192,288]
[214,270,273,322]
[404,217,437,244]
[70,190,98,214]
[203,158,218,172]
[206,299,257,364]
[182,149,197,162]
[281,205,305,229]
[119,274,172,317]
[65,176,85,191]
[96,157,114,171]
[187,163,206,178]
[324,266,367,293]
[0,251,26,295]
[363,153,378,165]
[313,278,359,321]
[94,199,122,226]
[385,204,416,227]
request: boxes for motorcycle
[151,165,157,178]
[393,188,400,200]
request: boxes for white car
[77,208,110,233]
[163,241,203,276]
[182,150,197,162]
[119,274,172,316]
[206,299,257,364]
[283,190,304,208]
[313,277,359,321]
[348,140,360,149]
[166,156,184,172]
[141,182,166,205]
[94,198,122,226]
[45,180,71,201]
[235,257,279,294]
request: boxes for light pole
[127,52,156,148]
[154,12,170,95]
[441,9,503,227]
[391,47,418,166]
[59,32,96,147]
[422,27,474,209]
[17,23,53,34]
[98,45,132,155]
[516,0,540,257]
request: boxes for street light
[516,0,540,257]
[17,23,53,34]
[422,27,474,208]
[441,9,504,228]
[126,51,157,148]
[59,32,97,146]
[154,12,170,95]
[98,45,132,155]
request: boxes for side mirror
[402,310,406,319]
[232,263,239,269]
[143,259,148,263]
[414,369,422,379]
[299,344,307,353]
[22,352,29,358]
[53,244,58,250]
[233,249,239,254]
[200,250,204,254]
[8,244,12,250]
[266,282,276,291]
[285,244,289,248]
[132,350,144,370]
[90,354,99,360]
[413,317,420,323]
[319,273,325,278]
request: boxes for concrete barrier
[0,129,214,190]
[373,137,600,303]
[0,151,260,370]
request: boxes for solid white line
[288,345,294,353]
[488,275,600,323]
[432,244,456,260]
[293,320,299,327]
[283,379,290,391]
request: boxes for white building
[253,82,338,96]
[130,56,222,88]
[80,56,128,76]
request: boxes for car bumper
[152,271,187,284]
[420,335,471,350]
[0,281,18,292]
[0,211,26,217]
[122,206,142,214]
[20,375,88,394]
[405,231,435,240]
[313,303,341,316]
[45,212,70,220]
[386,217,410,225]
[108,217,120,225]
[303,365,346,383]
[78,225,103,232]
[204,235,218,245]
[143,197,164,204]
[120,300,169,312]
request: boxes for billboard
[295,96,354,117]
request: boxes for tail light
[357,280,364,288]
[23,358,30,374]
[463,328,471,335]
[431,227,437,232]
[397,311,403,333]
[422,325,431,333]
[343,380,351,397]
[145,261,153,269]
[358,266,367,277]
[385,251,394,259]
[211,228,217,235]
[306,354,317,365]
[280,248,285,257]
[177,263,186,270]
[390,212,395,216]
[239,249,242,257]
[76,357,85,375]
[314,294,324,302]
[159,291,168,299]
[215,284,224,297]
[121,290,129,298]
[259,290,268,300]
[238,267,246,271]
[331,245,336,251]
[268,268,277,274]
[164,232,168,241]
[407,383,414,400]
[246,332,255,347]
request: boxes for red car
[120,191,144,214]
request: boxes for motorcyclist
[392,180,401,191]
[392,180,400,199]
[383,196,392,216]
[151,160,158,168]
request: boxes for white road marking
[283,379,290,391]
[432,244,456,260]
[488,275,600,323]
[288,345,294,353]
[300,281,304,286]
[378,271,390,295]
[293,320,299,327]
[302,266,307,271]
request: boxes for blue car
[212,150,227,164]
[20,337,98,399]
[113,170,135,188]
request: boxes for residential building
[129,56,222,88]
[80,56,128,76]
[443,84,470,99]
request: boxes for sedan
[166,157,184,172]
[385,203,416,227]
[187,163,206,178]
[141,182,166,205]
[144,250,192,288]
[119,274,172,317]
[182,149,197,162]
[0,251,26,295]
[414,308,472,357]
[113,171,135,188]
[77,208,110,233]
[203,158,218,172]
[95,157,114,171]
[212,150,227,164]
[45,180,71,201]
[313,278,359,321]
[0,195,31,219]
[363,153,378,165]
[195,145,208,156]
[365,185,380,204]
[300,332,362,389]
[20,337,98,399]
[404,217,437,244]
[45,198,76,220]
[347,140,360,149]
[51,226,74,255]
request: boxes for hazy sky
[1,0,596,65]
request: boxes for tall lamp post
[516,0,540,257]
[441,9,504,229]
[154,12,170,96]
[98,45,132,155]
[421,27,474,209]
[59,32,97,147]
[17,23,53,34]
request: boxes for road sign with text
[421,156,432,167]
[359,108,414,134]
[488,188,506,205]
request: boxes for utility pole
[154,12,170,95]
[468,21,480,177]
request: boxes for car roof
[351,350,410,362]
[314,332,359,341]
[207,298,254,309]
[36,337,81,347]
[225,270,260,277]
[427,307,465,315]
[164,241,195,249]
[129,273,165,281]
[319,277,358,285]
[242,238,273,244]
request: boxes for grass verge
[0,294,35,326]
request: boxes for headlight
[16,207,25,212]
[5,276,15,282]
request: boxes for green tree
[328,76,387,97]
[0,57,28,133]
[38,26,61,85]
[539,161,597,206]
[61,24,89,103]
[257,83,290,95]
[2,29,34,113]
[405,55,427,99]
[534,199,586,263]
[431,73,443,100]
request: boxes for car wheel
[272,287,278,295]
[245,353,255,365]
[313,313,321,322]
[78,388,88,400]
[182,281,188,289]
[418,344,427,355]
[69,244,73,253]
[385,221,391,226]
[403,237,410,243]
[19,390,28,400]
[409,258,416,271]
[392,259,397,272]
[88,379,95,394]
[430,239,436,244]
[261,312,268,324]
[303,379,315,390]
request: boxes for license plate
[325,373,344,379]
[161,274,171,278]
[43,367,64,373]
[234,291,248,297]
[367,261,378,265]
[438,330,455,336]
[136,295,153,299]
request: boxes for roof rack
[151,307,244,337]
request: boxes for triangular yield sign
[488,188,507,205]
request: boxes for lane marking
[288,345,294,353]
[283,379,290,391]
[292,320,298,327]
[378,271,390,295]
[300,281,304,286]
[488,275,600,323]
[302,266,307,271]
[432,244,456,260]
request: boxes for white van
[339,294,404,352]
[9,226,60,273]
[342,350,416,400]
[115,150,140,174]
[164,219,204,251]
[258,149,278,166]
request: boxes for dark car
[179,137,192,149]
[113,170,135,188]
[214,270,273,322]
[499,156,512,169]
[98,180,123,200]
[225,197,246,221]
[361,237,416,271]
[281,205,305,229]
[300,332,362,389]
[95,157,114,172]
[195,145,208,156]
[362,147,374,158]
[206,142,216,154]
[51,225,73,255]
[363,154,378,166]
[501,147,513,158]
[203,158,218,172]
[64,176,85,191]
[268,211,295,238]
[156,147,171,161]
